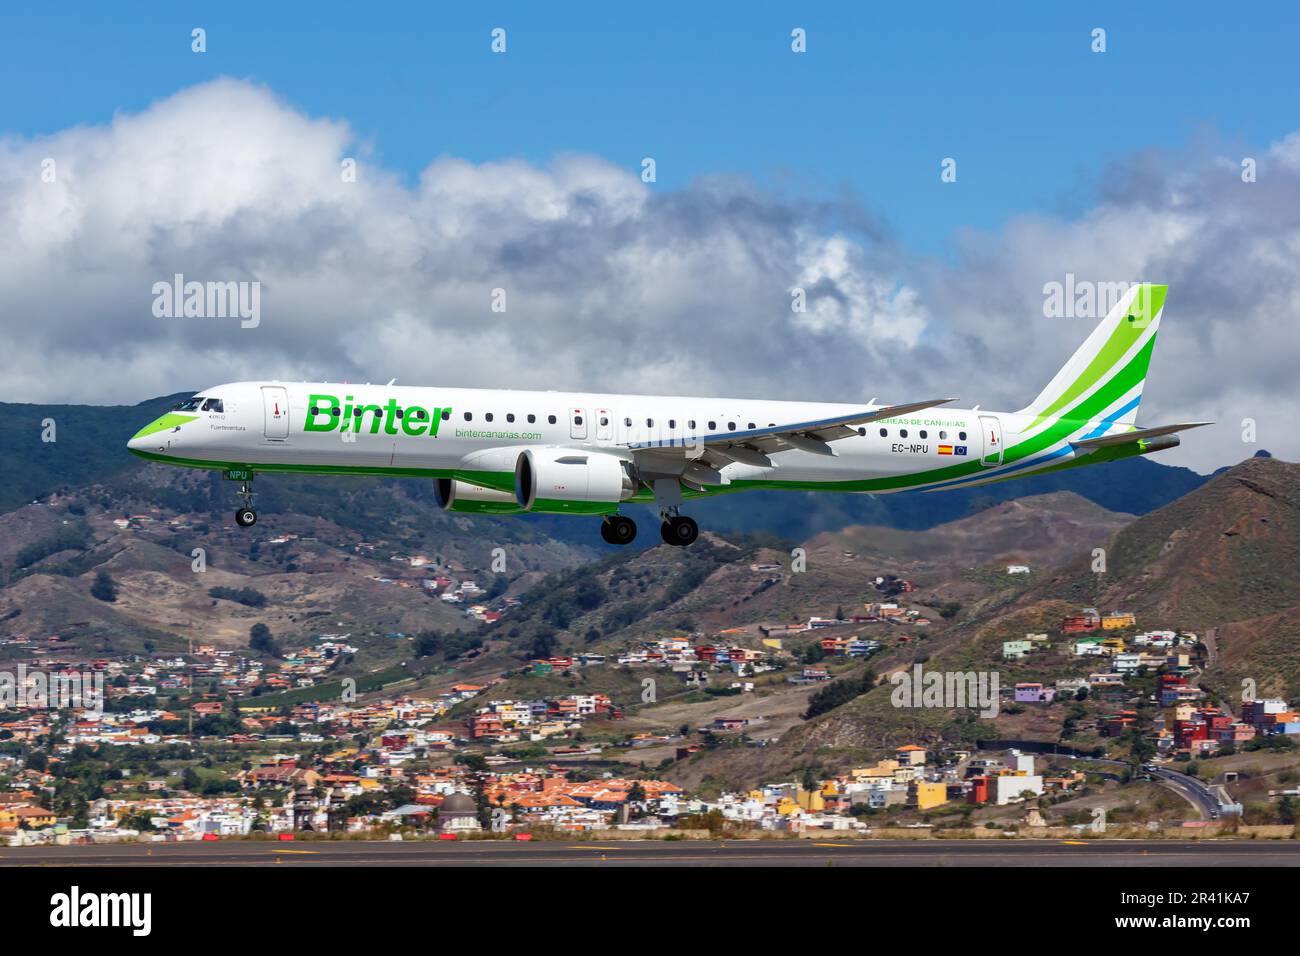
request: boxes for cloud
[0,77,1294,472]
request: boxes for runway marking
[272,849,320,855]
[812,842,854,847]
[1060,841,1089,846]
[570,845,621,851]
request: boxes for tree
[90,570,117,603]
[249,623,279,657]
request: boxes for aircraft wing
[1069,421,1213,451]
[628,398,957,475]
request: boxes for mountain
[1021,455,1300,702]
[656,457,1300,790]
[1025,456,1300,628]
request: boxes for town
[3,581,1299,845]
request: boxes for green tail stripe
[1027,284,1164,431]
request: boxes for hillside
[0,466,598,665]
[1025,456,1300,628]
[659,458,1300,790]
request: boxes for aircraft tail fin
[1017,282,1166,431]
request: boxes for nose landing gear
[234,478,257,528]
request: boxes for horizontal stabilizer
[1070,421,1212,451]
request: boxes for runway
[3,838,1299,867]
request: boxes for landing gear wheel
[601,515,637,545]
[235,508,258,528]
[660,515,698,546]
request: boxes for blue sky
[4,1,1294,250]
[3,2,1298,472]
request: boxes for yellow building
[1173,702,1198,721]
[1102,612,1136,630]
[794,788,825,812]
[851,759,899,783]
[912,780,948,811]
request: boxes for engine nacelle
[514,448,636,515]
[434,478,526,515]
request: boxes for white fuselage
[128,380,1026,491]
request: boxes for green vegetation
[413,629,483,660]
[15,522,91,569]
[90,569,118,602]
[803,668,877,719]
[249,622,279,657]
[209,585,267,608]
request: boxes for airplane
[127,283,1209,547]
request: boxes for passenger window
[708,421,717,430]
[527,414,535,423]
[442,409,450,421]
[959,431,967,441]
[919,430,927,439]
[624,417,633,427]
[332,407,340,417]
[668,419,676,429]
[646,418,654,427]
[485,413,494,422]
[395,409,404,419]
[939,430,947,440]
[548,415,556,424]
[506,413,515,422]
[688,420,696,429]
[464,412,472,421]
[857,427,866,436]
[574,415,583,426]
[600,416,609,427]
[748,422,755,430]
[727,422,736,431]
[900,429,908,438]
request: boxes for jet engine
[433,478,526,515]
[514,448,637,514]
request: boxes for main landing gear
[649,477,697,547]
[600,514,637,545]
[659,514,699,547]
[234,478,257,528]
[597,512,698,546]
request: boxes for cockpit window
[173,397,203,411]
[201,398,224,413]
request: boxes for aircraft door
[263,386,290,441]
[979,415,1002,466]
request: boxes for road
[2,839,1297,867]
[1148,766,1222,819]
[1054,753,1223,820]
